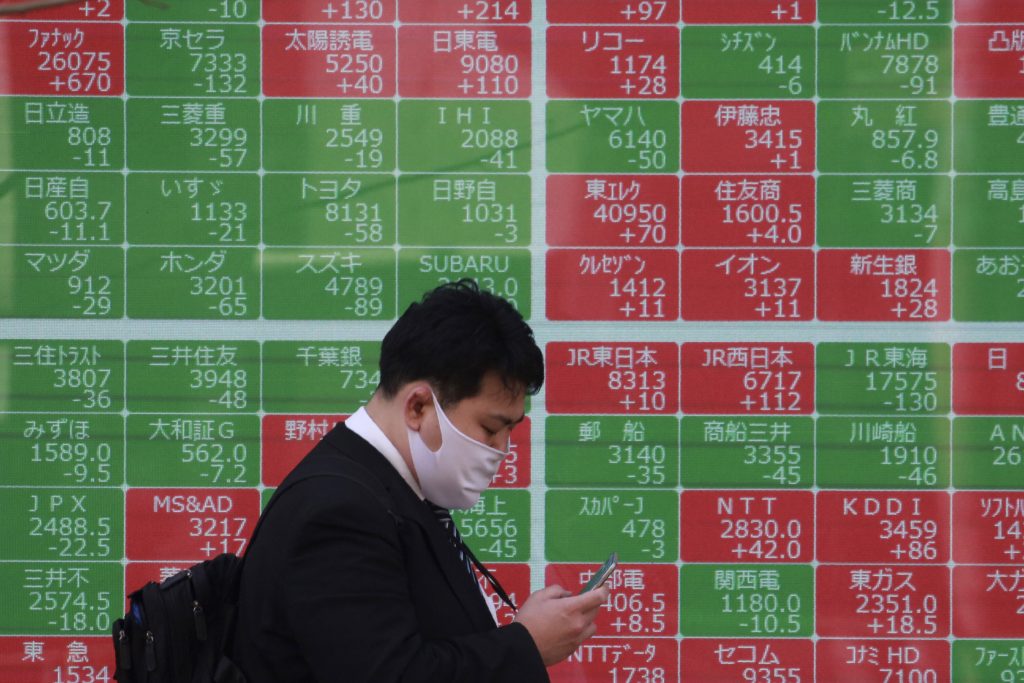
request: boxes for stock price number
[858,591,939,636]
[722,591,803,635]
[190,275,249,318]
[54,366,112,409]
[609,128,667,171]
[865,370,939,412]
[881,444,939,486]
[190,516,247,556]
[608,443,667,486]
[605,590,667,634]
[191,200,249,243]
[622,516,666,559]
[52,664,112,683]
[608,369,667,412]
[190,126,248,168]
[722,517,804,561]
[325,126,385,169]
[190,50,248,95]
[324,275,385,317]
[30,441,114,484]
[745,444,803,485]
[29,514,112,558]
[181,442,249,485]
[67,274,112,317]
[30,589,112,632]
[45,197,113,242]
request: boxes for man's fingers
[534,584,570,600]
[548,585,572,599]
[577,585,611,609]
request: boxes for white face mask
[407,392,509,509]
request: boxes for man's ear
[402,383,434,431]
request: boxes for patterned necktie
[426,500,476,581]
[424,500,519,612]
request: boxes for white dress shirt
[345,407,423,499]
[344,408,499,623]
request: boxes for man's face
[419,371,526,453]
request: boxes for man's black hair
[377,279,543,404]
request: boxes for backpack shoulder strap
[333,455,403,526]
[246,459,401,557]
[221,463,401,665]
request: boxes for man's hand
[513,584,610,666]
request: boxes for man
[233,280,609,682]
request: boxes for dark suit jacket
[232,422,549,682]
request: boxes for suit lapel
[324,423,496,631]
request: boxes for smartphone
[579,552,618,594]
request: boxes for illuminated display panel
[1,0,1023,680]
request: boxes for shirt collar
[344,406,424,500]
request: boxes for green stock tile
[955,102,1024,173]
[954,418,1024,489]
[0,247,123,318]
[816,175,951,247]
[545,490,678,562]
[953,249,1024,322]
[0,488,123,561]
[126,247,259,319]
[816,416,950,488]
[0,562,122,635]
[397,248,531,318]
[262,247,396,320]
[818,26,951,98]
[0,97,124,170]
[547,100,679,173]
[0,414,124,486]
[545,416,679,488]
[397,174,530,247]
[126,23,260,96]
[0,172,124,245]
[128,173,259,246]
[126,340,259,413]
[681,26,815,99]
[262,341,380,413]
[126,415,260,487]
[816,343,951,415]
[126,98,259,171]
[0,340,124,412]
[263,173,396,246]
[817,100,950,173]
[263,99,396,172]
[453,490,531,562]
[954,176,1024,247]
[399,100,531,173]
[680,564,813,637]
[681,417,813,488]
[818,0,952,23]
[953,640,1024,682]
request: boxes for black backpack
[111,468,398,683]
[112,552,246,683]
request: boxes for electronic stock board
[1,0,1024,680]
